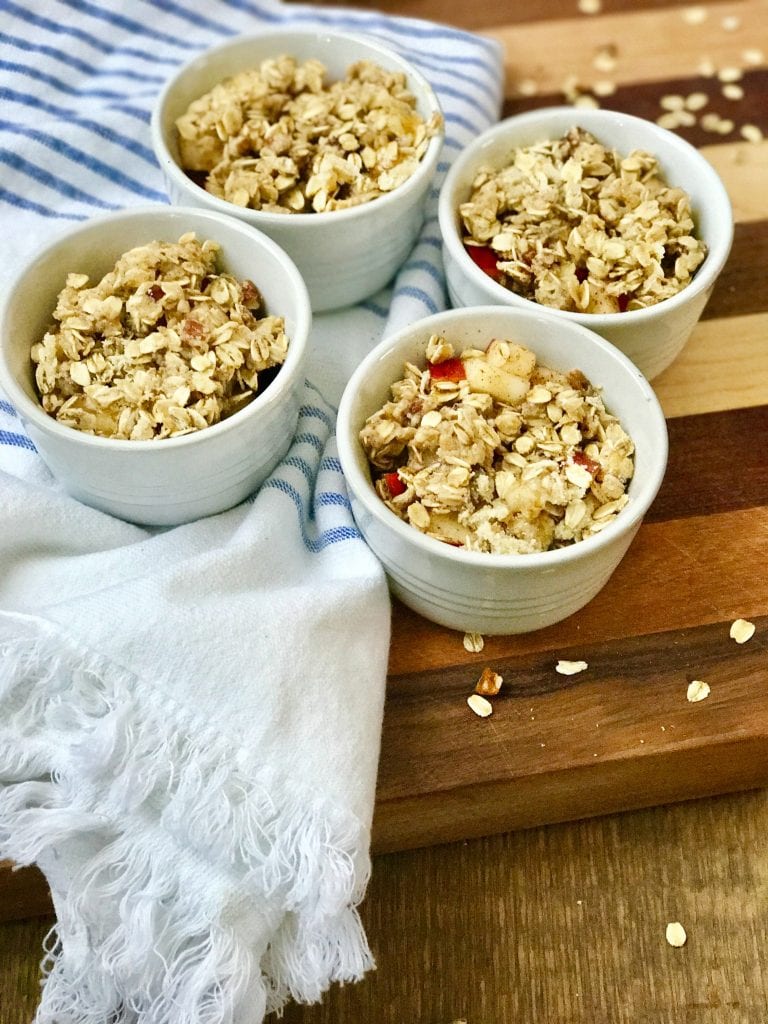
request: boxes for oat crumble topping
[359,334,635,555]
[176,56,442,213]
[460,127,707,314]
[32,233,289,440]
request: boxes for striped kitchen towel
[0,3,503,1022]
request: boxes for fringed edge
[0,612,375,1023]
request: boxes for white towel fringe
[0,613,375,1022]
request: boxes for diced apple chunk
[485,339,537,378]
[463,357,529,405]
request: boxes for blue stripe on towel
[55,0,203,50]
[0,120,167,201]
[0,88,159,166]
[1,1,184,65]
[0,59,155,101]
[262,479,360,552]
[0,186,87,219]
[0,430,37,452]
[0,149,120,211]
[0,34,166,83]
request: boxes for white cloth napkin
[0,2,503,1021]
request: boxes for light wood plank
[654,311,768,417]
[700,141,768,225]
[486,1,767,97]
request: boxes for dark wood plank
[703,221,768,321]
[388,507,768,674]
[0,862,51,923]
[646,404,768,522]
[375,613,768,851]
[502,70,768,149]
[285,0,728,33]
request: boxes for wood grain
[492,2,767,99]
[646,405,768,520]
[653,312,768,417]
[387,507,767,674]
[3,1,768,1021]
[6,791,768,1024]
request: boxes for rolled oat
[176,56,442,213]
[359,335,635,555]
[459,127,707,315]
[32,234,288,440]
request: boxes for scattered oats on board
[742,49,764,66]
[556,660,589,676]
[740,124,764,144]
[722,83,745,101]
[682,6,707,25]
[475,667,503,697]
[666,922,688,947]
[463,631,485,653]
[686,679,711,703]
[730,618,756,644]
[592,80,617,97]
[593,45,618,73]
[517,78,539,97]
[467,693,493,718]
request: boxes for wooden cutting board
[2,0,768,919]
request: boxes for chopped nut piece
[578,0,601,12]
[665,922,687,947]
[459,127,707,315]
[721,14,740,31]
[175,56,441,214]
[730,618,756,644]
[463,631,485,653]
[718,66,743,83]
[475,666,503,696]
[467,693,493,718]
[556,660,589,676]
[722,83,745,101]
[686,679,710,703]
[660,94,685,111]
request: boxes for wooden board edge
[371,734,768,853]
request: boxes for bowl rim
[337,304,669,570]
[150,26,445,229]
[0,204,312,452]
[438,105,734,326]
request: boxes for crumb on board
[556,660,589,676]
[475,667,504,696]
[463,631,485,653]
[666,921,688,947]
[686,679,711,703]
[467,693,493,718]
[730,618,756,644]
